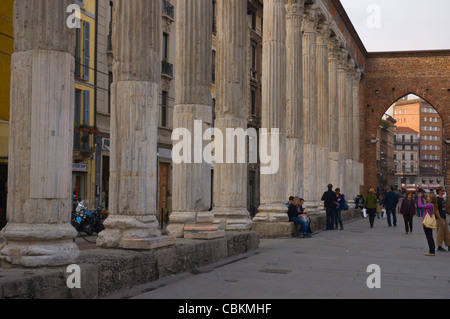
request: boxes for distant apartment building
[393,127,419,190]
[393,98,445,190]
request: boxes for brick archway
[360,50,450,194]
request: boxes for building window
[161,91,168,127]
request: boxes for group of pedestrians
[321,184,349,231]
[358,185,450,257]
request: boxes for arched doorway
[377,94,446,196]
[360,50,450,197]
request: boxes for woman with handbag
[417,193,438,256]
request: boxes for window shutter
[83,90,90,125]
[83,21,90,81]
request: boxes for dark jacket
[383,191,399,210]
[322,190,337,209]
[287,204,299,219]
[399,198,416,217]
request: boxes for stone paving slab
[130,216,450,299]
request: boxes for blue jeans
[335,209,343,228]
[289,217,309,235]
[326,206,336,230]
[386,208,397,227]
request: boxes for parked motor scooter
[71,200,105,235]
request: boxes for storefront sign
[72,163,89,173]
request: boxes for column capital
[316,20,332,46]
[353,68,364,87]
[302,5,320,34]
[337,49,348,70]
[328,37,342,60]
[286,0,306,16]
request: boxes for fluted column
[337,49,348,192]
[345,59,355,197]
[167,0,223,239]
[286,0,305,199]
[301,5,320,209]
[212,0,252,231]
[328,37,340,189]
[316,20,331,205]
[353,69,363,194]
[254,0,288,224]
[1,0,79,267]
[97,0,175,250]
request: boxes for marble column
[0,0,79,267]
[337,49,348,192]
[97,0,175,249]
[328,37,340,189]
[345,59,355,196]
[301,5,320,210]
[316,20,332,204]
[353,69,364,194]
[254,0,288,224]
[212,0,252,231]
[286,0,305,199]
[168,0,224,239]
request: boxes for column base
[96,215,162,249]
[122,236,176,250]
[0,223,79,267]
[212,208,252,231]
[183,224,226,240]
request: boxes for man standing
[383,186,399,227]
[321,184,337,230]
[436,188,450,252]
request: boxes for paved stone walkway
[126,215,450,299]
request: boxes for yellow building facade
[73,0,98,207]
[0,0,13,182]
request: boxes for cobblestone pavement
[123,216,450,299]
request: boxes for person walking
[399,191,416,234]
[365,188,378,228]
[321,184,338,231]
[383,186,399,227]
[436,188,450,252]
[335,188,345,230]
[417,193,438,256]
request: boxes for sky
[340,0,450,52]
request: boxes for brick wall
[360,51,450,194]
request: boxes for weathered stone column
[337,49,348,192]
[97,0,175,249]
[286,0,305,199]
[0,0,79,267]
[345,59,355,196]
[301,5,320,210]
[168,0,224,239]
[316,20,331,205]
[253,0,289,232]
[212,0,252,231]
[353,68,364,195]
[328,37,340,189]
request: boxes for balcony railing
[162,0,174,20]
[162,60,174,78]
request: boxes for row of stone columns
[1,0,364,267]
[253,0,364,235]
